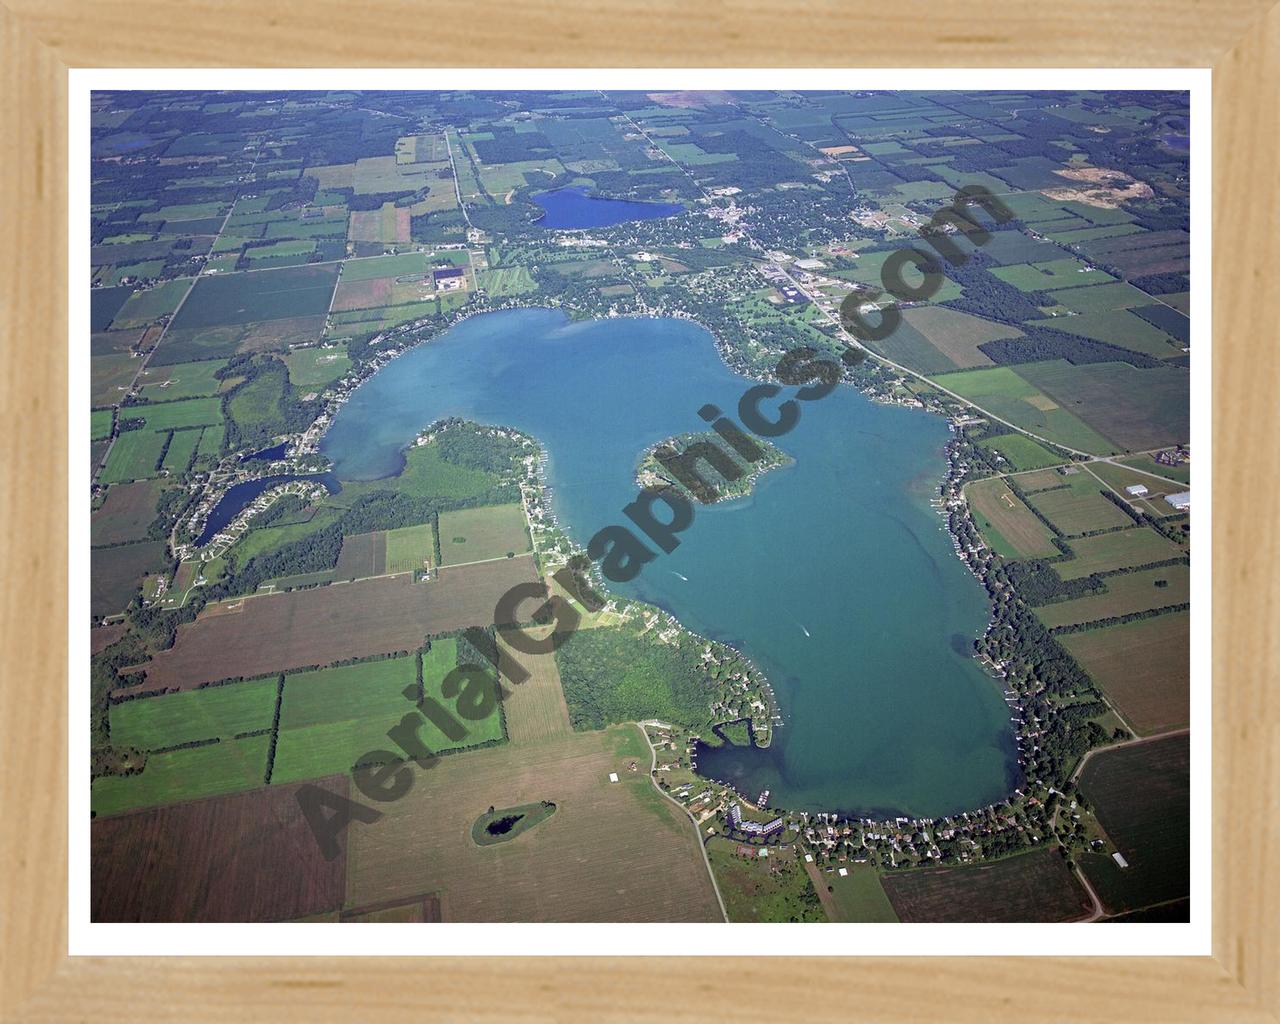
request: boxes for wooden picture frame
[2,2,1276,1017]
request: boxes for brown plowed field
[91,776,348,922]
[135,556,539,691]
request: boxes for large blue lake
[532,186,684,230]
[321,308,1018,818]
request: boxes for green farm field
[1024,473,1134,535]
[931,366,1117,455]
[136,359,227,400]
[438,503,530,565]
[1016,360,1190,452]
[384,522,436,574]
[91,736,271,817]
[966,477,1058,559]
[1034,566,1190,629]
[110,677,278,750]
[271,643,502,785]
[990,258,1115,292]
[1055,527,1184,580]
[825,862,899,922]
[100,429,168,484]
[977,433,1062,471]
[171,264,340,330]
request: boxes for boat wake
[671,571,689,581]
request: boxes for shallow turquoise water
[322,307,1018,818]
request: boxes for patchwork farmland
[137,556,540,691]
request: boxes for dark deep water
[532,186,684,229]
[196,473,339,547]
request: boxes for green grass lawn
[825,861,900,922]
[284,346,352,388]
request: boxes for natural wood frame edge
[1,2,1276,1019]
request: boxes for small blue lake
[532,186,684,230]
[196,473,339,547]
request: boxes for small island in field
[470,801,557,846]
[636,431,792,504]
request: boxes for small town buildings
[1125,483,1149,496]
[1165,491,1192,510]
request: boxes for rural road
[636,720,729,923]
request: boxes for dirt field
[92,480,163,546]
[1060,613,1189,734]
[881,846,1093,922]
[344,726,722,922]
[967,477,1059,559]
[331,276,395,311]
[136,556,540,691]
[1078,733,1189,914]
[332,530,387,580]
[91,777,348,922]
[497,626,573,745]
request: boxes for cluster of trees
[219,356,323,452]
[554,623,717,732]
[980,325,1163,370]
[431,419,528,475]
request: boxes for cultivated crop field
[91,777,348,922]
[497,626,574,745]
[91,540,168,618]
[1055,527,1183,579]
[931,366,1117,455]
[91,735,272,816]
[138,557,540,691]
[1061,613,1189,734]
[271,646,500,784]
[384,522,436,574]
[92,480,163,546]
[1024,474,1134,535]
[966,477,1059,559]
[109,676,278,750]
[438,503,531,564]
[1016,360,1189,452]
[1078,733,1189,915]
[344,725,721,921]
[1034,566,1190,629]
[881,846,1092,922]
[977,433,1061,471]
